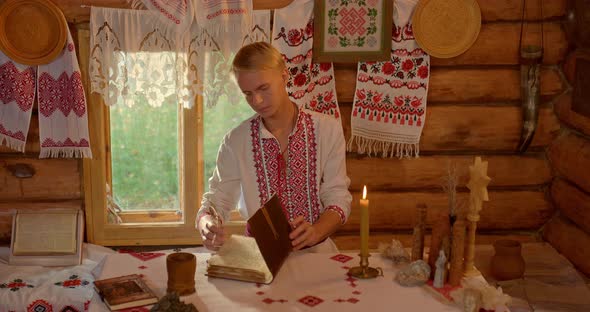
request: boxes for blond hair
[232,42,286,73]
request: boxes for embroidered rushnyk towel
[349,0,429,158]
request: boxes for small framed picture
[313,0,393,63]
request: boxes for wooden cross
[466,156,491,222]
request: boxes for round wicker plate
[412,0,481,59]
[0,0,68,65]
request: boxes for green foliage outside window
[110,96,253,211]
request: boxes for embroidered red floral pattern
[54,275,90,288]
[353,89,425,126]
[274,10,340,119]
[0,62,35,111]
[0,278,34,291]
[38,72,86,118]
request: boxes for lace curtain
[89,7,270,108]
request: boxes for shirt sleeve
[196,134,242,227]
[319,117,352,224]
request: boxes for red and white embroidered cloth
[88,251,460,312]
[0,29,91,158]
[37,31,92,158]
[194,0,252,47]
[197,109,351,228]
[349,0,429,158]
[272,0,341,119]
[0,249,99,312]
[0,52,35,152]
[139,0,193,34]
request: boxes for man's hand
[198,214,226,251]
[289,216,321,250]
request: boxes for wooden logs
[548,132,590,193]
[543,216,590,276]
[551,178,590,235]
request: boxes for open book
[207,195,292,284]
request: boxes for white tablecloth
[89,250,459,312]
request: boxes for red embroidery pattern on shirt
[326,205,346,224]
[250,112,320,223]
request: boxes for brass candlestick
[348,253,383,279]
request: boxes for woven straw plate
[0,0,68,65]
[412,0,481,59]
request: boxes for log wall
[0,0,568,250]
[542,24,590,275]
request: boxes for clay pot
[166,252,196,295]
[490,239,525,281]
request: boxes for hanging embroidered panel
[348,0,429,158]
[272,0,341,119]
[313,0,393,63]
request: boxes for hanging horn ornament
[517,0,544,153]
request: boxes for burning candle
[360,185,369,257]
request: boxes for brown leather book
[207,195,292,284]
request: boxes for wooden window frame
[78,27,245,246]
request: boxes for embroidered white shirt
[197,109,352,227]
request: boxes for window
[81,29,252,246]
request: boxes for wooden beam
[54,0,295,23]
[342,105,560,152]
[478,0,566,22]
[347,154,551,190]
[548,132,590,193]
[554,93,590,137]
[543,216,590,276]
[0,158,82,200]
[551,178,590,235]
[341,190,553,231]
[51,0,567,24]
[431,22,566,66]
[335,67,564,104]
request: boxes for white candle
[360,185,369,257]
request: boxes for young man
[196,42,351,252]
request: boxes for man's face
[235,68,288,119]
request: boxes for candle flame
[362,185,367,200]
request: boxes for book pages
[208,235,272,283]
[13,211,77,255]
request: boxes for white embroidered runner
[37,31,92,158]
[349,0,429,158]
[0,51,35,152]
[272,0,341,119]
